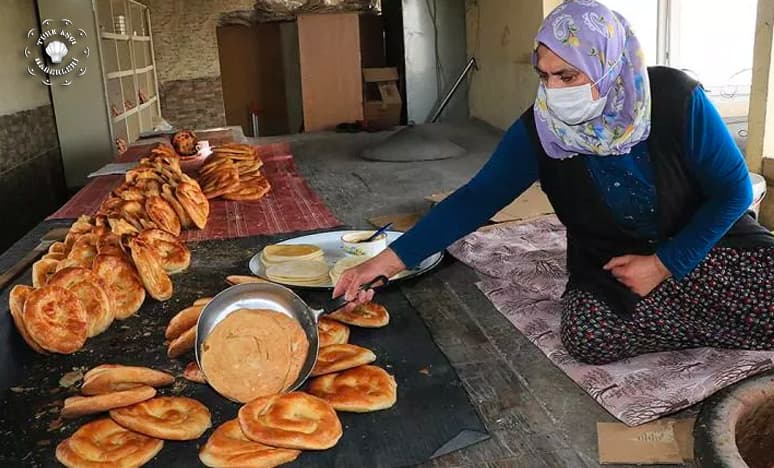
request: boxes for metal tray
[248,229,443,290]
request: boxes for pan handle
[318,275,390,316]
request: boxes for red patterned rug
[47,142,341,241]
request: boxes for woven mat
[47,142,341,241]
[448,215,774,426]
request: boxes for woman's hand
[332,249,407,310]
[603,254,672,297]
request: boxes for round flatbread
[23,285,87,354]
[62,386,157,419]
[328,302,390,328]
[8,285,47,354]
[92,254,146,320]
[110,396,211,441]
[49,267,114,337]
[308,365,397,413]
[311,343,376,377]
[238,392,342,450]
[262,244,323,263]
[317,317,350,347]
[199,419,300,468]
[266,260,329,284]
[56,419,163,468]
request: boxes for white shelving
[96,0,161,146]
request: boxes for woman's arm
[656,87,753,279]
[388,118,540,267]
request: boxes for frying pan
[194,276,389,401]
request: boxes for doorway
[216,22,303,137]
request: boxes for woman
[334,0,774,365]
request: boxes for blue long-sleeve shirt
[390,88,753,280]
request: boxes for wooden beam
[746,0,774,174]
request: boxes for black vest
[522,66,774,317]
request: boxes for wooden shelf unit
[95,0,161,145]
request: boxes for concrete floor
[252,121,502,227]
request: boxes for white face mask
[544,82,607,125]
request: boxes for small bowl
[341,231,387,257]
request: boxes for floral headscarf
[533,0,651,159]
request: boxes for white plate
[248,230,443,290]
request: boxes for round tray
[248,230,443,290]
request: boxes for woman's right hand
[332,248,406,311]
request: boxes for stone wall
[160,77,227,130]
[0,0,66,253]
[139,0,255,129]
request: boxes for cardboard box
[597,418,695,465]
[363,67,402,130]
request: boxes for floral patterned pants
[560,247,774,365]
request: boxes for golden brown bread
[67,233,99,268]
[225,275,272,285]
[32,258,60,288]
[81,364,175,395]
[110,396,211,440]
[317,317,349,347]
[137,229,190,274]
[167,325,196,359]
[49,267,115,337]
[238,392,342,450]
[61,385,157,419]
[222,176,271,201]
[129,238,173,301]
[145,195,181,237]
[175,181,210,229]
[183,361,206,383]
[162,183,193,229]
[199,419,301,468]
[328,301,390,328]
[165,305,203,341]
[92,254,146,320]
[8,285,47,354]
[55,418,163,468]
[308,365,397,413]
[23,285,87,354]
[311,344,376,377]
[193,297,212,306]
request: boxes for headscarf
[532,0,651,159]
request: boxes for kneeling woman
[334,0,774,365]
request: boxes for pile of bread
[161,281,395,466]
[56,364,213,467]
[104,145,210,232]
[197,143,271,201]
[8,149,205,355]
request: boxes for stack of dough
[261,244,323,265]
[265,260,331,286]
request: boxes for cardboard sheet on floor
[368,213,421,232]
[597,418,695,464]
[426,183,554,223]
[0,231,488,466]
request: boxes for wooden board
[298,13,363,132]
